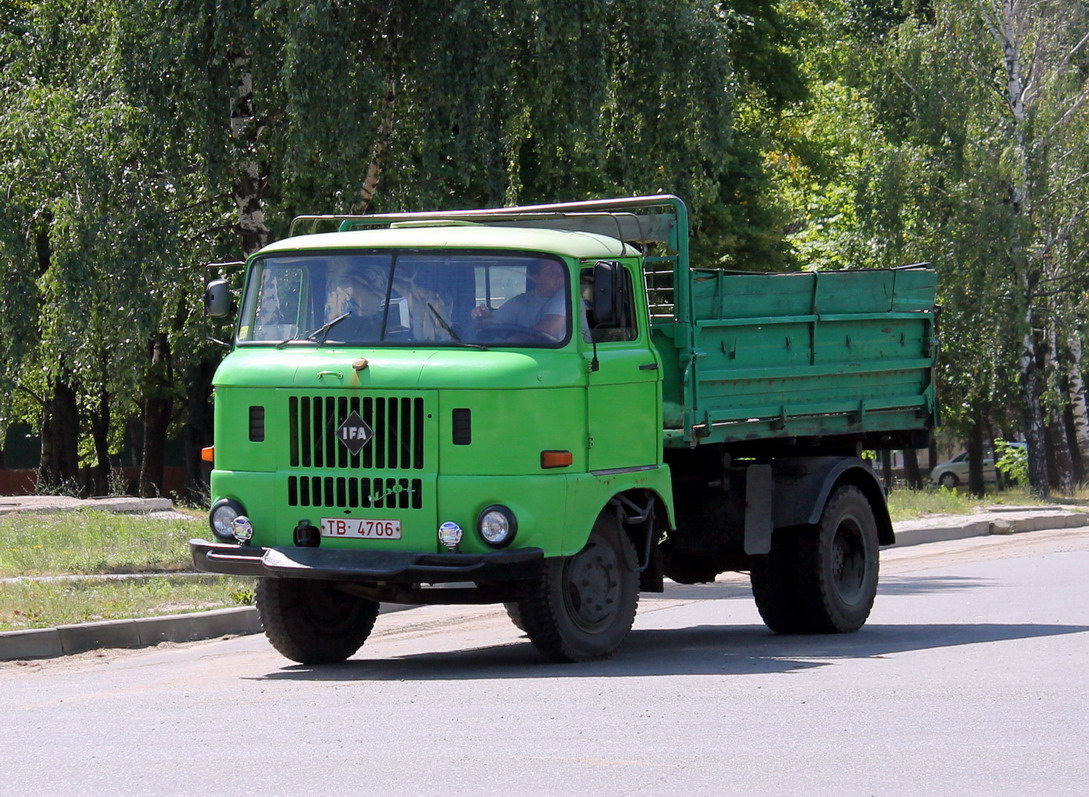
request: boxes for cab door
[583,263,662,472]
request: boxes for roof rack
[288,194,688,253]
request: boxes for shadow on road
[251,620,1089,683]
[639,573,997,600]
[877,574,994,595]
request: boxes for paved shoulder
[0,496,175,516]
[893,505,1088,547]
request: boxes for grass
[886,484,1089,522]
[0,510,254,632]
[0,510,201,576]
[1,575,255,631]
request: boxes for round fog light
[209,498,246,541]
[478,505,517,548]
[230,516,254,543]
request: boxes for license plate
[320,518,402,540]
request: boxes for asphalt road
[2,528,1087,796]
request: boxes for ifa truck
[192,195,937,664]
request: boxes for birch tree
[834,0,1089,496]
[975,0,1089,495]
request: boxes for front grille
[288,475,424,509]
[288,395,425,471]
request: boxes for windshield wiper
[428,302,487,349]
[277,312,351,347]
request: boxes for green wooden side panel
[660,267,938,446]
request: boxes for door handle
[639,363,659,371]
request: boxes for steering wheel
[476,324,555,343]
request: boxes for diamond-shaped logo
[337,411,374,455]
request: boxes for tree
[2,0,813,499]
[810,0,1089,497]
[0,0,222,496]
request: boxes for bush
[995,439,1028,485]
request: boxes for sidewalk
[2,500,1086,662]
[0,495,183,518]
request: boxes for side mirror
[204,278,231,319]
[592,260,623,327]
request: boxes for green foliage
[994,440,1028,485]
[0,0,855,491]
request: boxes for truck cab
[194,216,674,663]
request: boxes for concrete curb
[0,607,260,661]
[890,509,1088,547]
[2,508,1086,662]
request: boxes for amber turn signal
[540,450,573,469]
[201,446,215,463]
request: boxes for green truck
[192,195,937,664]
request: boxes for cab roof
[256,223,639,261]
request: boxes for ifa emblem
[336,411,374,454]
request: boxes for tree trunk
[1044,328,1075,494]
[967,412,986,497]
[928,435,938,486]
[903,448,923,490]
[183,357,216,502]
[139,333,173,498]
[87,381,111,496]
[1065,332,1089,482]
[1020,326,1050,498]
[38,374,81,495]
[229,52,269,256]
[353,78,396,215]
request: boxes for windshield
[237,251,571,347]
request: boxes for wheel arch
[772,457,894,546]
[597,487,672,592]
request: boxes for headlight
[478,505,517,548]
[210,498,246,541]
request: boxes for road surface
[2,529,1087,796]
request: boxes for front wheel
[256,577,380,664]
[516,514,639,662]
[939,472,959,489]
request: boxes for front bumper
[190,539,544,584]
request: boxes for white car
[929,442,1026,488]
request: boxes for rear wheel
[256,577,380,664]
[801,485,880,632]
[750,526,808,633]
[516,514,639,662]
[939,472,959,489]
[750,485,879,634]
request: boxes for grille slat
[287,476,424,510]
[289,395,426,472]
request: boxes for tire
[256,577,380,664]
[751,485,880,634]
[516,514,640,662]
[939,472,959,489]
[750,526,809,633]
[503,602,526,633]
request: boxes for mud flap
[743,463,773,555]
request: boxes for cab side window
[581,266,638,342]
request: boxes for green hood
[214,346,586,391]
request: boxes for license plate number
[320,518,402,540]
